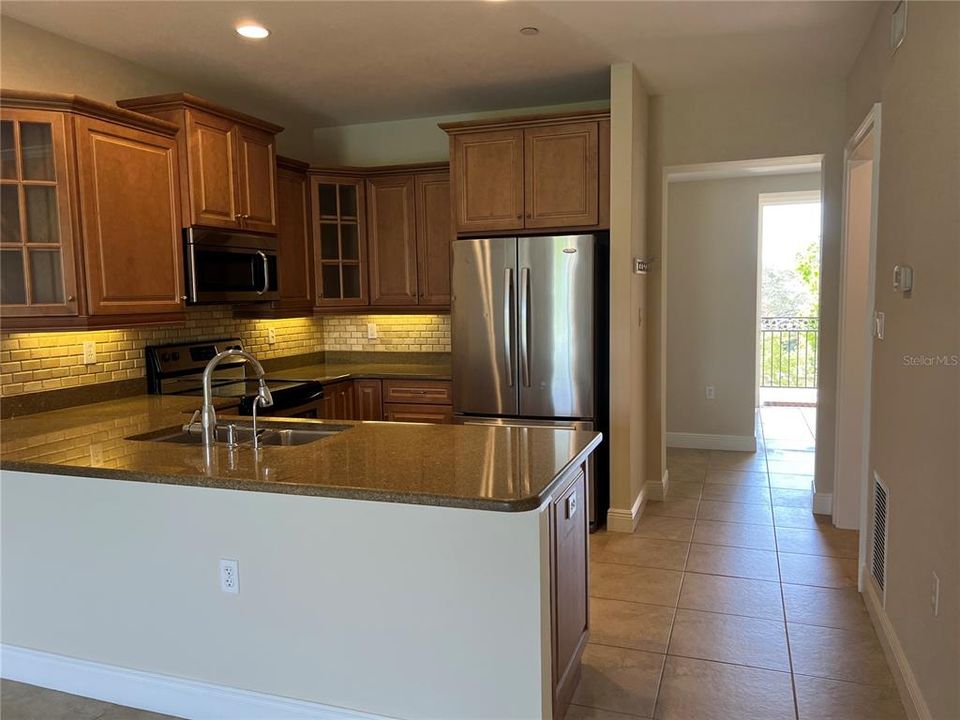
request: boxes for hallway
[572,413,904,720]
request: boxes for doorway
[835,106,881,550]
[756,191,822,473]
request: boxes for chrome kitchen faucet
[200,349,274,448]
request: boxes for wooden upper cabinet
[74,116,183,315]
[442,111,609,234]
[275,157,313,309]
[451,129,524,233]
[312,175,368,307]
[367,175,418,306]
[1,91,184,328]
[184,109,238,229]
[524,122,598,229]
[235,125,277,232]
[0,107,80,319]
[118,93,282,234]
[415,172,452,306]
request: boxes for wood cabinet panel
[185,109,238,229]
[452,129,523,233]
[319,380,355,420]
[415,172,452,306]
[236,125,277,233]
[312,175,368,307]
[382,379,452,405]
[355,379,383,421]
[524,123,598,229]
[551,467,589,720]
[367,175,418,306]
[0,108,80,319]
[275,161,313,308]
[74,116,183,315]
[383,403,453,424]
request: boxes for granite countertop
[0,395,600,512]
[266,361,451,384]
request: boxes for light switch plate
[874,311,885,340]
[267,328,277,345]
[367,322,378,340]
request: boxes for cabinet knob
[516,214,522,219]
[526,213,532,219]
[66,295,75,302]
[181,295,188,301]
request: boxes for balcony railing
[760,317,819,389]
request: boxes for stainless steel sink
[127,421,349,447]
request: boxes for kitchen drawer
[383,403,453,424]
[382,379,452,405]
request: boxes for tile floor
[0,680,175,720]
[570,408,906,720]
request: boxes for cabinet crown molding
[0,89,179,136]
[439,108,610,134]
[308,161,449,178]
[117,92,284,135]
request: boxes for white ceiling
[1,1,879,127]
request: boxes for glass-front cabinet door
[0,109,79,317]
[311,175,368,307]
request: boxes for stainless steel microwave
[184,228,279,304]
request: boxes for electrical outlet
[219,559,239,594]
[82,341,97,365]
[931,572,940,617]
[267,327,277,345]
[706,386,716,400]
[367,322,378,340]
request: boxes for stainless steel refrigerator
[452,234,601,516]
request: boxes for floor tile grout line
[762,408,802,720]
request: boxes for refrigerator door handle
[520,266,531,387]
[503,267,515,387]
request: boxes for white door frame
[833,104,881,588]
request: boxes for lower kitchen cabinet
[354,379,383,421]
[320,380,356,420]
[382,403,453,424]
[550,468,589,718]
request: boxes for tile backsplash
[321,314,450,353]
[0,309,449,398]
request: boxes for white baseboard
[1,644,387,720]
[666,432,757,452]
[646,469,669,501]
[862,578,932,720]
[813,491,833,515]
[607,485,645,533]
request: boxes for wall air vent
[871,472,889,602]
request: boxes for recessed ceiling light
[236,23,270,39]
[519,26,540,36]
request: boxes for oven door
[185,230,280,303]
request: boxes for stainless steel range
[145,338,325,418]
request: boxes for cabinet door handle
[66,295,75,302]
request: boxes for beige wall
[312,100,610,166]
[0,17,317,159]
[647,82,848,494]
[666,173,821,441]
[845,4,960,717]
[607,63,648,529]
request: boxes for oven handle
[256,251,270,295]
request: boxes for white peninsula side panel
[1,471,553,720]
